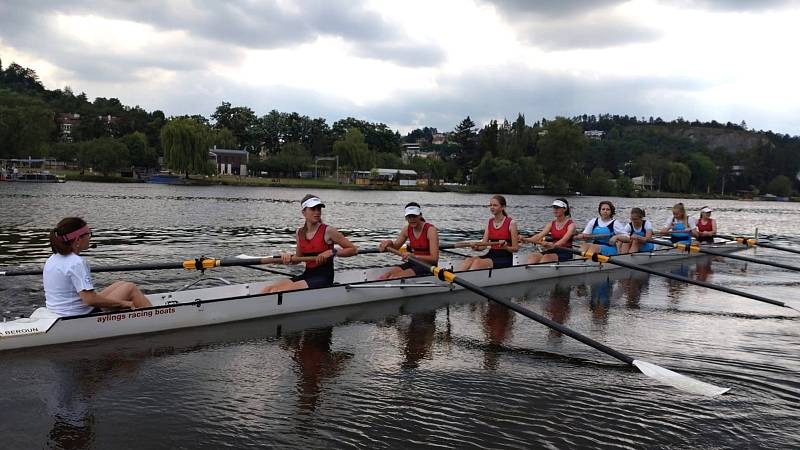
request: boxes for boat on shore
[145,173,187,185]
[0,243,742,351]
[6,172,66,183]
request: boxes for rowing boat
[0,242,742,351]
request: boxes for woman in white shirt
[575,201,628,256]
[618,207,655,253]
[44,217,151,316]
[659,202,696,245]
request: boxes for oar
[0,255,318,277]
[647,239,800,273]
[452,240,503,249]
[386,247,730,397]
[717,234,800,256]
[565,248,799,312]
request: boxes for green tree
[121,132,158,168]
[765,175,792,197]
[615,175,635,197]
[537,117,587,191]
[0,89,55,158]
[586,168,615,195]
[665,162,691,192]
[333,128,373,170]
[84,137,129,175]
[160,118,213,177]
[211,101,258,149]
[687,152,718,193]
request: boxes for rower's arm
[327,226,358,257]
[524,222,550,243]
[507,220,519,252]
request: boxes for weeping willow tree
[160,118,216,178]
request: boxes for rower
[660,202,695,245]
[261,195,358,293]
[523,198,576,264]
[618,207,654,253]
[377,202,439,279]
[693,206,716,244]
[575,201,627,256]
[459,195,519,271]
[44,217,152,316]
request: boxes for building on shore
[209,147,249,176]
[351,168,418,186]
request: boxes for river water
[1,182,798,449]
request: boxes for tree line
[1,59,798,196]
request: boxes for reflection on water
[283,327,353,413]
[2,183,800,448]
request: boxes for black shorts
[291,263,334,288]
[398,261,433,276]
[697,235,714,243]
[480,249,513,268]
[543,247,573,262]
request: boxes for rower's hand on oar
[575,233,587,241]
[280,253,295,264]
[378,240,393,252]
[316,249,334,265]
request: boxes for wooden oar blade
[632,360,730,397]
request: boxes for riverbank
[55,171,799,200]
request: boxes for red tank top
[487,216,512,249]
[697,218,713,233]
[407,222,433,256]
[550,219,573,248]
[298,223,333,269]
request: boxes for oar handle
[453,240,504,249]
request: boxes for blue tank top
[630,220,648,237]
[592,218,615,246]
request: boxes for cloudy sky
[1,0,799,134]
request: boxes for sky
[1,0,799,135]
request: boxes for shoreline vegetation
[2,60,799,200]
[54,171,797,201]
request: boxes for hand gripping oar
[566,248,800,313]
[717,234,800,256]
[0,256,318,277]
[647,239,800,273]
[386,248,730,397]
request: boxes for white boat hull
[0,244,739,351]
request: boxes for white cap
[301,197,325,209]
[552,199,568,208]
[404,205,422,216]
[700,206,713,213]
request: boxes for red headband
[60,225,91,242]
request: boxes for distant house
[631,175,655,191]
[432,133,446,145]
[584,130,605,140]
[209,147,249,176]
[351,168,418,186]
[401,143,439,163]
[55,113,81,142]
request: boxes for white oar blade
[633,360,730,397]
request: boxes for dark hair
[299,193,323,242]
[598,201,615,217]
[554,197,571,217]
[50,217,87,255]
[491,195,508,217]
[630,207,646,218]
[405,202,425,222]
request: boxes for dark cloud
[676,0,799,12]
[0,0,442,70]
[486,0,625,18]
[483,0,662,50]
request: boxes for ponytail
[50,217,87,255]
